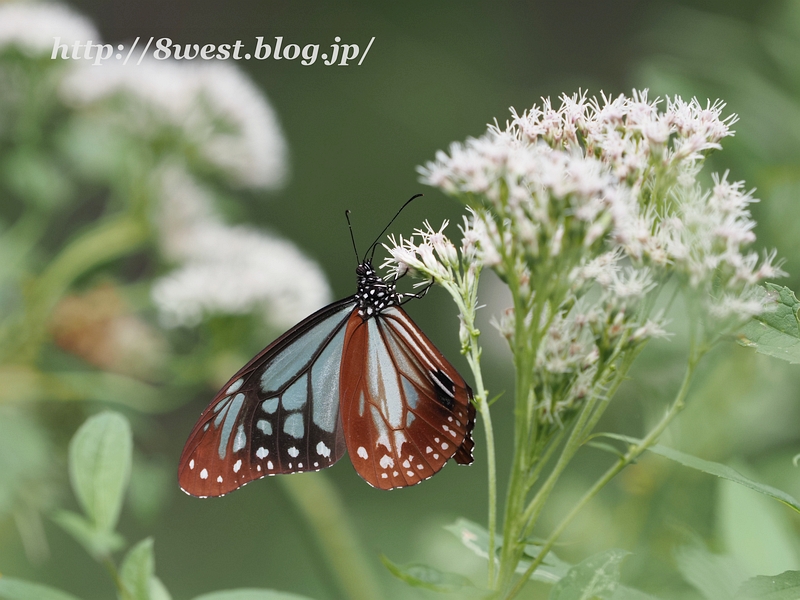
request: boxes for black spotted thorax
[354,261,399,319]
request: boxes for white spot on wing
[357,446,369,459]
[316,441,331,458]
[380,455,394,469]
[200,468,208,479]
[189,459,195,469]
[288,447,299,458]
[233,459,242,473]
[256,447,269,459]
[216,475,223,483]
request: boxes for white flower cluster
[385,91,782,423]
[152,167,331,329]
[60,58,288,189]
[0,3,98,56]
[418,91,781,324]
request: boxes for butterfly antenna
[367,193,424,260]
[345,209,360,264]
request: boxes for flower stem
[466,336,496,586]
[505,355,699,599]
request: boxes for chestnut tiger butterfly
[178,196,476,496]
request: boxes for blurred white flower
[152,167,331,329]
[60,58,287,189]
[0,3,98,56]
[151,222,330,329]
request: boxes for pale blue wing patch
[310,325,347,433]
[260,304,353,394]
[283,413,304,439]
[261,398,279,414]
[218,393,245,459]
[282,377,307,411]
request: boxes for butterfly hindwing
[178,298,356,497]
[339,305,475,490]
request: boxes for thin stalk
[496,310,535,590]
[523,426,566,491]
[505,356,699,599]
[518,395,598,533]
[465,337,497,587]
[280,472,383,600]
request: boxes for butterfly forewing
[178,298,356,497]
[339,305,475,490]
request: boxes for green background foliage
[1,1,800,599]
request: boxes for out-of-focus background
[1,0,799,598]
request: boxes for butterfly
[178,207,476,496]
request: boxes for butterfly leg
[398,279,434,305]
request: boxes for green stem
[517,347,640,543]
[445,272,496,588]
[505,355,699,599]
[496,311,536,590]
[518,395,598,535]
[279,472,383,600]
[466,339,496,586]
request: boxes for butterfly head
[355,260,399,320]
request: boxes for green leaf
[736,571,800,599]
[674,535,743,600]
[718,475,800,576]
[443,518,496,561]
[585,441,626,460]
[68,412,132,531]
[738,284,800,363]
[120,538,155,600]
[612,585,661,600]
[549,549,630,600]
[51,509,125,559]
[150,577,172,600]
[598,435,800,514]
[0,577,83,600]
[444,518,570,584]
[521,543,572,583]
[191,591,316,600]
[381,555,475,593]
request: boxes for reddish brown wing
[339,305,475,490]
